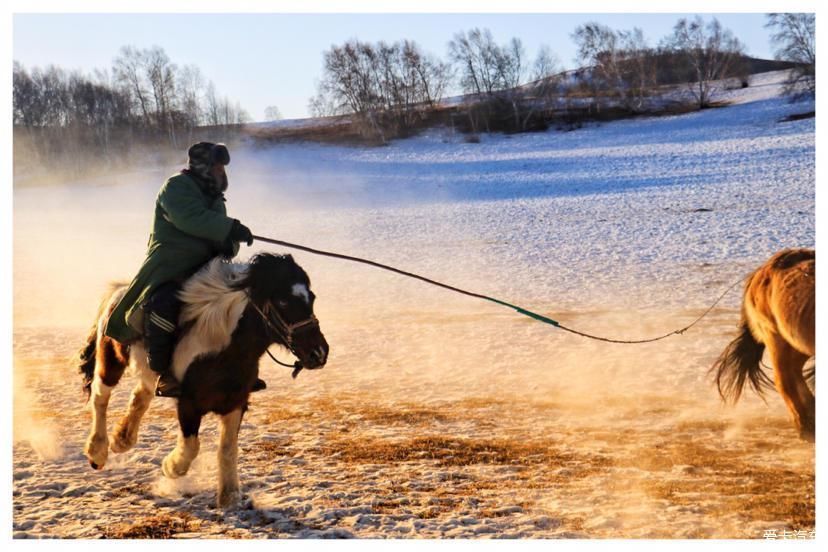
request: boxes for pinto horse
[712,248,815,441]
[76,253,329,507]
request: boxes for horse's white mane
[171,258,251,382]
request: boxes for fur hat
[188,142,230,169]
[186,142,230,193]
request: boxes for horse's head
[240,253,329,370]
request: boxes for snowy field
[13,72,815,538]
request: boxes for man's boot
[143,283,183,398]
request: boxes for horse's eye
[277,300,288,308]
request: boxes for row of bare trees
[572,17,749,110]
[309,39,450,138]
[14,46,250,137]
[13,45,250,180]
[312,14,815,139]
[110,45,250,136]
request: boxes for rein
[252,234,748,345]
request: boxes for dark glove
[229,219,254,246]
[219,237,238,259]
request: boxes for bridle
[248,297,320,378]
[250,300,319,348]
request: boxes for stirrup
[155,374,182,398]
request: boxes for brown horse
[76,253,329,507]
[712,248,815,441]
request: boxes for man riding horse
[104,141,262,398]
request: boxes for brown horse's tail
[75,324,98,402]
[711,318,774,403]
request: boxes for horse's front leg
[111,348,155,453]
[161,399,202,478]
[217,406,245,508]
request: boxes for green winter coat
[104,172,239,342]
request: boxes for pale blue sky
[13,13,776,121]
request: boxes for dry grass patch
[245,439,295,461]
[262,405,315,424]
[325,435,580,467]
[645,457,814,529]
[453,397,515,410]
[371,497,412,514]
[673,420,730,433]
[313,396,464,425]
[627,438,741,472]
[354,405,452,426]
[99,512,199,539]
[107,482,152,499]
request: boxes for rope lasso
[252,235,747,344]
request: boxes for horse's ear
[284,254,294,263]
[235,254,274,303]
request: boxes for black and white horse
[76,253,329,507]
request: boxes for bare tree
[402,39,451,106]
[318,40,378,116]
[532,45,560,83]
[573,22,624,97]
[448,28,513,96]
[518,46,562,130]
[264,105,283,121]
[144,46,178,144]
[448,28,529,132]
[313,38,449,138]
[234,102,251,124]
[668,16,745,108]
[113,45,152,126]
[497,37,525,89]
[572,23,657,111]
[618,28,657,110]
[219,96,232,125]
[308,89,340,118]
[13,62,40,126]
[178,64,205,129]
[204,81,220,126]
[766,13,815,98]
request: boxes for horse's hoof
[161,454,187,479]
[217,489,241,509]
[85,435,109,469]
[110,429,136,453]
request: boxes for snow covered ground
[13,71,814,538]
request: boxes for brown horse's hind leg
[766,335,815,442]
[84,335,129,469]
[111,343,155,453]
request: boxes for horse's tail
[803,360,815,389]
[75,323,98,402]
[710,316,774,403]
[75,283,125,402]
